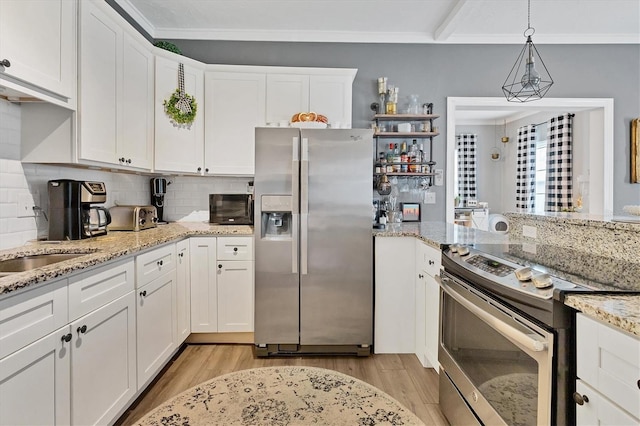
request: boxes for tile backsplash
[0,100,251,250]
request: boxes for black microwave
[209,194,253,225]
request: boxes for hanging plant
[163,63,197,129]
[154,41,181,55]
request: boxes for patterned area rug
[135,366,424,426]
[478,373,538,426]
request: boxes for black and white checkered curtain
[456,134,477,204]
[546,113,573,211]
[516,125,537,210]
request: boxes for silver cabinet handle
[300,138,309,275]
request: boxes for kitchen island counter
[374,221,639,337]
[0,222,253,297]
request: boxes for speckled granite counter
[373,221,510,249]
[564,294,640,337]
[0,222,253,297]
[374,221,639,337]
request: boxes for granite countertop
[374,221,639,338]
[0,222,253,296]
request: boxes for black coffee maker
[150,177,168,223]
[48,180,111,240]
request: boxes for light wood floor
[116,344,449,425]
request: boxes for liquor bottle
[393,143,401,172]
[400,141,408,173]
[409,139,419,172]
[385,87,398,114]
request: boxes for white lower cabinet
[70,291,137,426]
[136,269,177,387]
[0,325,71,426]
[190,237,218,332]
[176,240,191,342]
[190,236,255,333]
[217,260,253,332]
[575,313,640,425]
[374,237,416,353]
[415,240,441,370]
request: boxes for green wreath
[163,90,197,125]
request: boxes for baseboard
[186,332,254,344]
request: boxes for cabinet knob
[157,260,163,267]
[126,158,132,164]
[77,325,87,334]
[218,264,222,269]
[0,59,10,68]
[119,157,125,163]
[572,392,589,406]
[428,260,435,265]
[418,274,424,279]
[179,252,184,258]
[140,290,147,297]
[637,379,640,390]
[233,247,238,252]
[205,168,209,173]
[61,333,72,343]
[197,167,202,172]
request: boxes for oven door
[437,271,554,426]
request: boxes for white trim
[446,97,615,223]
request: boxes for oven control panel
[465,255,515,277]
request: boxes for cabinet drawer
[0,279,68,359]
[136,243,177,288]
[576,313,640,419]
[217,237,253,261]
[416,240,441,277]
[576,380,639,425]
[68,259,135,321]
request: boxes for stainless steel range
[437,243,640,426]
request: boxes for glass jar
[407,94,420,114]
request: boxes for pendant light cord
[527,0,531,30]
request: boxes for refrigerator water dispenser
[261,195,292,239]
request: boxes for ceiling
[114,0,640,44]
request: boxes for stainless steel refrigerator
[254,127,373,356]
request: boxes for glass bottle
[385,87,398,114]
[407,94,420,115]
[400,141,408,173]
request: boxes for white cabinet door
[154,56,205,174]
[189,237,218,332]
[70,292,136,426]
[416,240,441,370]
[136,244,177,289]
[0,326,71,426]
[374,237,416,353]
[136,270,177,388]
[265,74,309,123]
[576,380,639,426]
[309,75,353,128]
[176,240,191,342]
[121,32,154,170]
[78,0,121,164]
[415,271,427,366]
[217,260,254,332]
[0,0,76,100]
[204,71,266,175]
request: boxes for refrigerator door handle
[300,137,309,275]
[292,137,299,274]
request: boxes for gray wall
[163,40,639,218]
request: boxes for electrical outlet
[434,169,444,186]
[523,225,537,239]
[424,191,436,204]
[17,192,36,218]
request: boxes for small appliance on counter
[108,205,158,232]
[150,177,168,223]
[48,179,111,240]
[209,194,253,225]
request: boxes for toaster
[108,205,158,231]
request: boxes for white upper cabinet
[265,69,356,128]
[309,74,353,128]
[0,0,76,106]
[154,54,205,174]
[205,70,266,175]
[266,74,310,124]
[78,0,153,170]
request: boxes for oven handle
[436,274,548,353]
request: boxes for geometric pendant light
[502,0,554,102]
